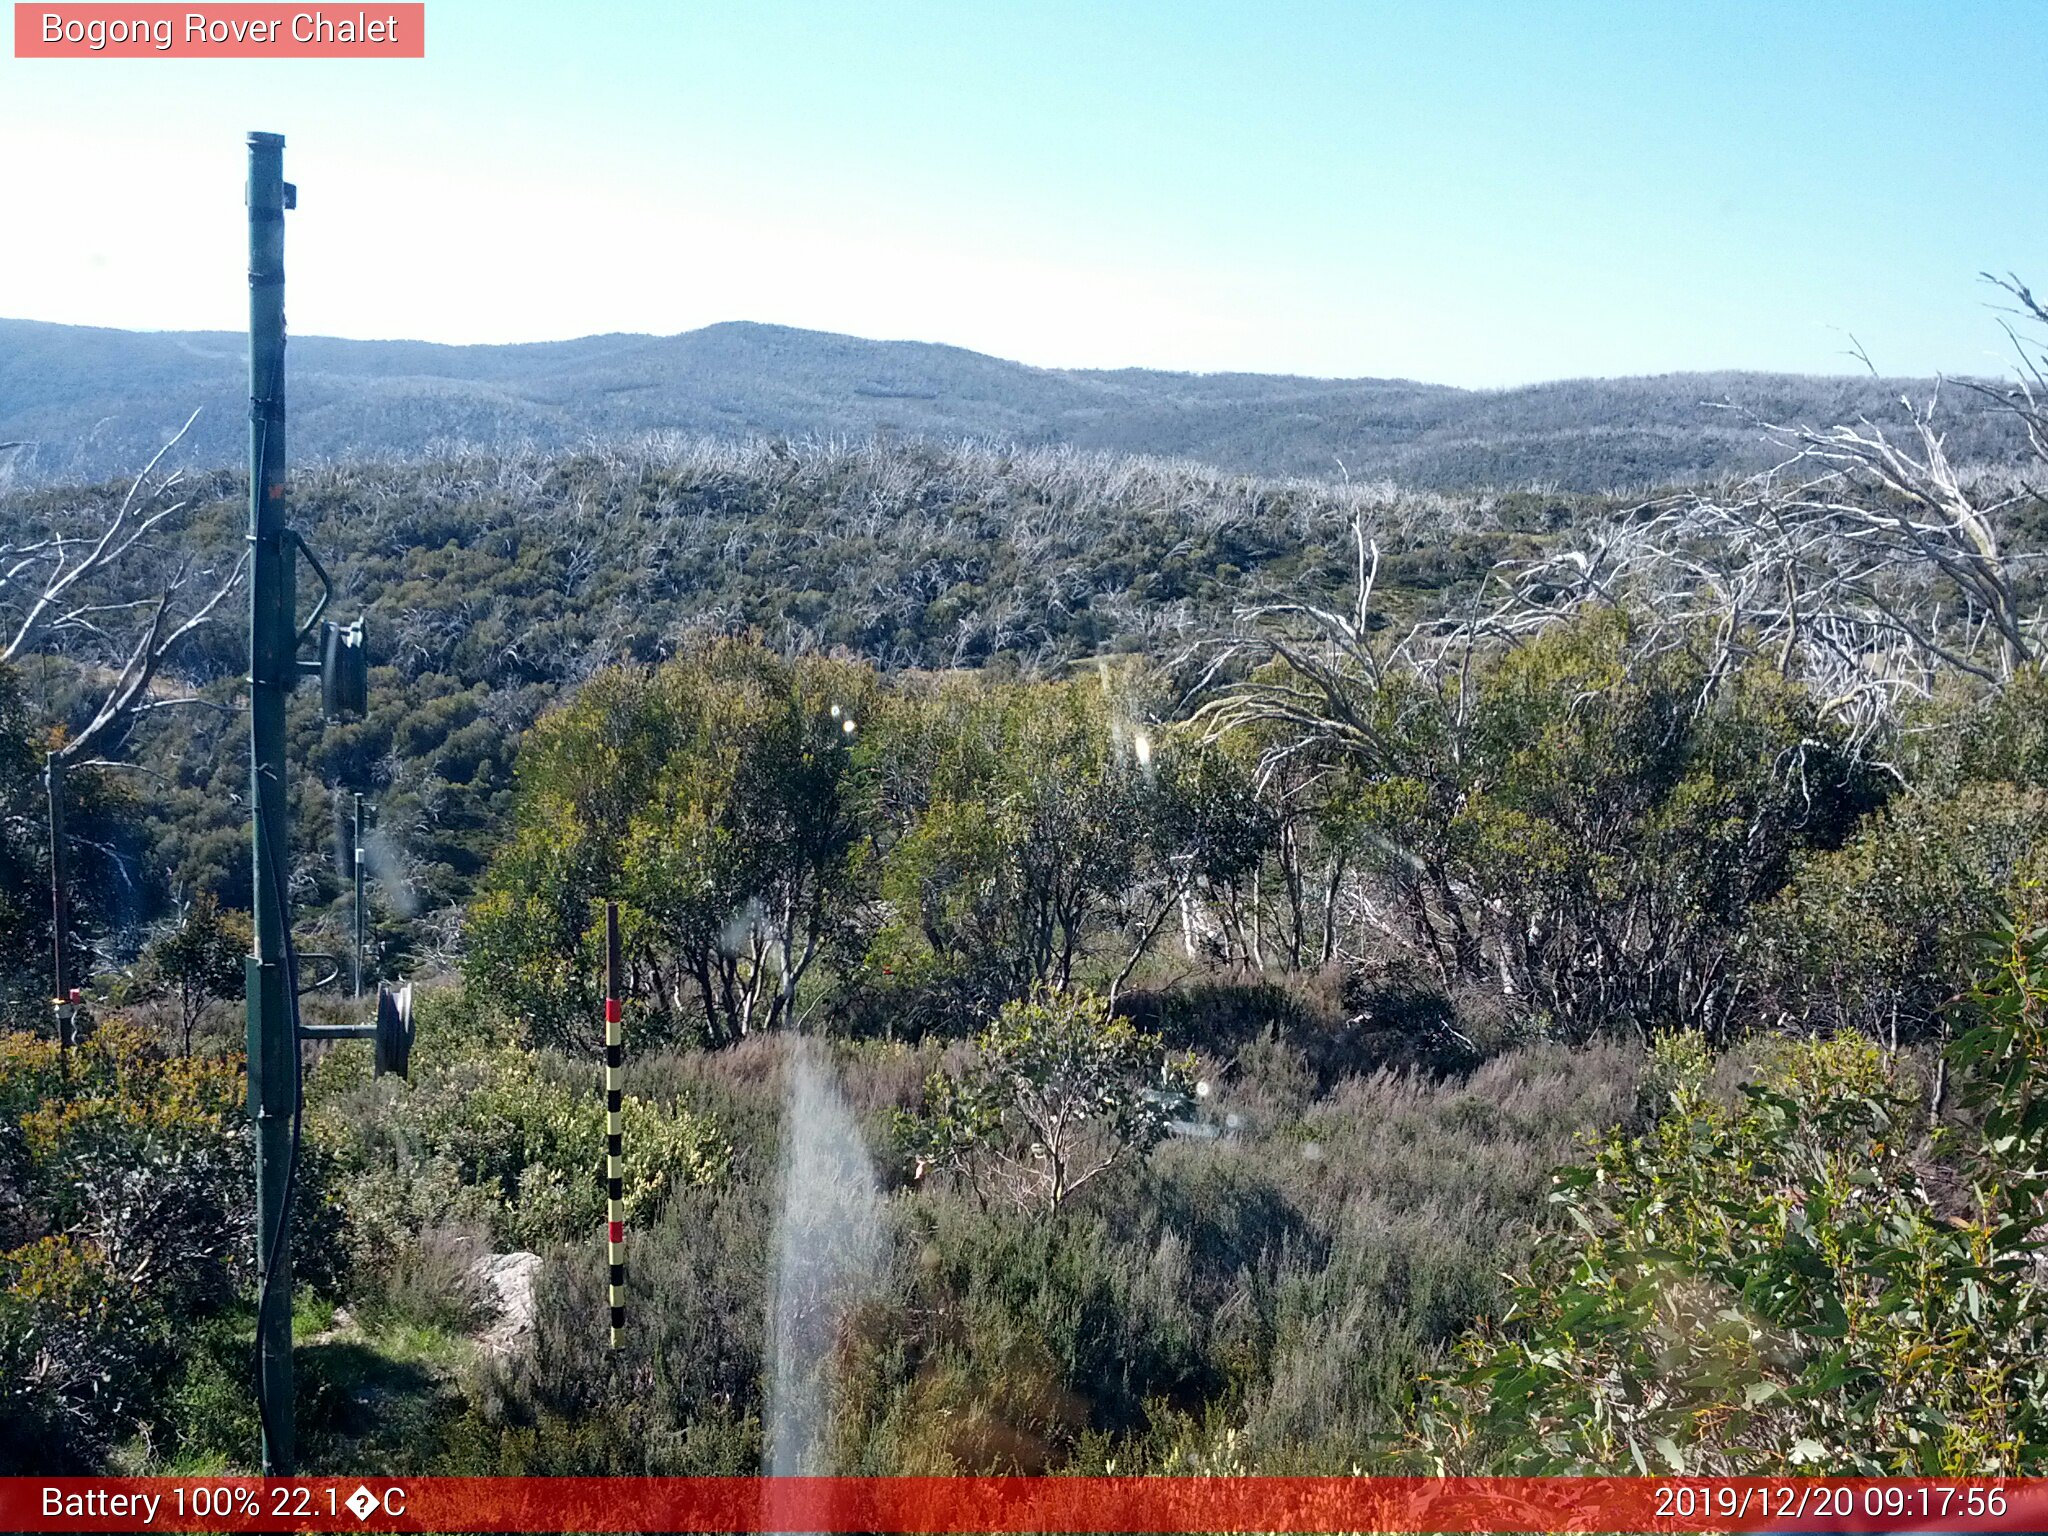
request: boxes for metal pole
[605,902,625,1349]
[245,128,296,1477]
[46,752,69,1053]
[353,792,365,999]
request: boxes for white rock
[470,1250,543,1357]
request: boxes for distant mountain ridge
[0,316,2019,492]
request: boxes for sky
[2,0,2045,387]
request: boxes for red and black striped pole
[604,901,625,1350]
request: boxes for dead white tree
[1476,302,2048,757]
[1974,272,2048,469]
[1184,511,1458,774]
[1471,488,1990,761]
[0,411,246,767]
[2,412,245,1015]
[1755,389,2035,679]
[1173,509,1493,984]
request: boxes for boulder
[470,1250,543,1357]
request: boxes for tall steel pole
[245,129,297,1477]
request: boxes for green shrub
[1757,782,2048,1044]
[313,1022,730,1268]
[869,675,1150,1018]
[1411,924,2048,1475]
[897,989,1194,1210]
[0,1236,170,1472]
[464,641,881,1049]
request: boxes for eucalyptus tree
[870,669,1150,1016]
[1187,508,1879,1042]
[465,638,880,1049]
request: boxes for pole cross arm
[296,982,414,1079]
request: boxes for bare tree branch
[2,408,203,663]
[58,551,247,764]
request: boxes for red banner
[5,1476,2048,1533]
[13,4,424,58]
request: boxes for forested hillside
[0,315,2027,492]
[0,439,1617,976]
[4,320,2048,1480]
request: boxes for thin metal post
[46,752,68,1027]
[245,128,296,1477]
[353,792,365,999]
[605,903,625,1349]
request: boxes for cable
[252,735,306,1468]
[247,331,306,1472]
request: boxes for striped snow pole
[604,902,625,1350]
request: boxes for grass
[477,1006,1642,1474]
[125,1290,482,1474]
[113,983,1645,1476]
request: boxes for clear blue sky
[3,0,2043,385]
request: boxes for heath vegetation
[3,280,2048,1475]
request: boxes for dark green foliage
[0,663,49,1028]
[1747,663,2048,1046]
[1466,614,1885,1036]
[0,1019,344,1470]
[1284,610,1888,1042]
[0,662,144,1032]
[0,1235,170,1472]
[1925,663,2048,791]
[463,641,880,1049]
[868,673,1153,1019]
[1757,782,2048,1044]
[463,608,1901,1062]
[7,1024,251,1317]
